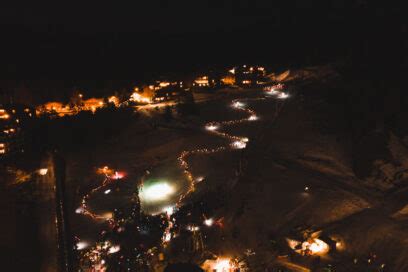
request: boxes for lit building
[83,98,105,113]
[39,102,73,117]
[0,104,35,157]
[153,86,187,102]
[153,81,182,91]
[193,71,223,89]
[221,74,236,86]
[193,76,210,87]
[233,65,267,87]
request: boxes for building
[232,65,267,87]
[220,74,236,86]
[193,71,223,89]
[193,76,210,87]
[0,104,35,157]
[37,102,73,117]
[153,86,188,102]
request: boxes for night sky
[0,1,405,79]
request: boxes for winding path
[75,86,289,269]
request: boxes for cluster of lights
[75,87,287,268]
[264,83,284,91]
[187,225,200,232]
[202,257,237,272]
[264,84,289,99]
[129,92,151,103]
[287,237,330,256]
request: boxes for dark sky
[0,1,405,80]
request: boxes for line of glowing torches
[176,99,256,204]
[75,167,124,270]
[264,84,290,99]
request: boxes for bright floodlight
[206,124,218,131]
[141,182,175,202]
[277,92,289,99]
[303,239,329,255]
[204,218,214,226]
[104,189,111,195]
[164,232,172,242]
[248,115,258,121]
[241,137,249,143]
[195,176,205,182]
[76,241,89,250]
[75,207,84,214]
[38,168,48,176]
[232,141,246,149]
[163,206,175,216]
[113,171,124,180]
[108,245,120,254]
[232,101,244,108]
[214,258,233,272]
[266,89,279,96]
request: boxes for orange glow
[97,166,114,176]
[159,81,171,88]
[221,75,235,85]
[0,110,10,119]
[287,238,329,256]
[130,92,151,103]
[39,102,72,116]
[83,98,104,112]
[108,96,119,106]
[202,258,236,272]
[194,76,210,87]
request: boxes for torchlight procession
[74,85,291,271]
[2,0,401,269]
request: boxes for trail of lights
[76,167,126,270]
[77,170,124,223]
[176,97,266,204]
[75,87,289,269]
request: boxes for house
[232,65,267,87]
[0,104,35,157]
[153,86,187,102]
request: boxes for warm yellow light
[195,76,210,86]
[130,92,151,103]
[38,168,48,176]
